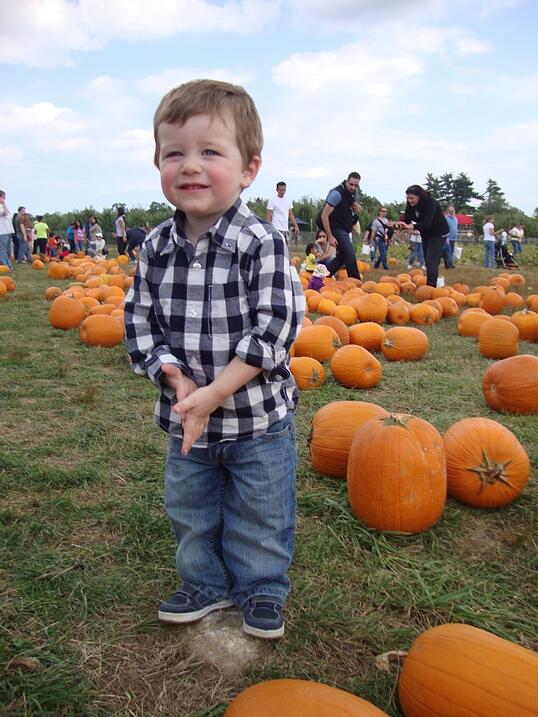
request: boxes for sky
[2,0,538,218]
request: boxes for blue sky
[2,0,537,216]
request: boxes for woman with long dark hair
[398,185,449,287]
[114,206,127,255]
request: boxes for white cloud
[134,68,255,96]
[0,0,282,68]
[2,102,86,136]
[0,146,24,164]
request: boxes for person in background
[88,215,102,251]
[313,228,335,266]
[114,206,128,255]
[73,220,85,253]
[509,223,524,256]
[266,182,301,246]
[482,215,496,269]
[126,222,147,260]
[15,206,32,264]
[46,232,58,259]
[500,228,508,246]
[320,172,362,280]
[371,207,393,270]
[307,262,330,291]
[0,190,14,271]
[445,206,458,264]
[397,185,449,287]
[33,215,49,257]
[83,218,91,254]
[303,242,318,273]
[407,229,425,270]
[66,221,76,253]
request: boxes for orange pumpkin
[224,679,390,717]
[357,293,388,324]
[382,327,429,362]
[504,291,524,309]
[45,286,63,301]
[480,287,506,315]
[510,309,538,342]
[0,282,7,298]
[333,304,358,326]
[0,276,16,292]
[409,303,437,326]
[527,294,538,312]
[482,354,538,414]
[387,302,410,325]
[457,310,492,337]
[80,314,125,347]
[349,323,385,352]
[399,623,538,717]
[49,295,86,330]
[330,345,382,389]
[347,414,446,533]
[443,417,530,508]
[293,325,341,362]
[435,296,459,318]
[309,401,389,478]
[478,317,519,359]
[289,356,325,390]
[314,316,350,345]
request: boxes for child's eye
[202,149,219,156]
[164,150,182,159]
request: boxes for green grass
[1,260,538,716]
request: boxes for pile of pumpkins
[223,622,538,716]
[45,255,132,348]
[289,268,538,392]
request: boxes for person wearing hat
[92,231,106,256]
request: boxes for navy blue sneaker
[158,584,233,624]
[242,597,285,639]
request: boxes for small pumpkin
[224,679,390,716]
[49,295,86,330]
[482,354,538,414]
[457,309,492,337]
[314,315,350,345]
[382,327,429,362]
[347,413,446,533]
[443,417,530,507]
[357,293,388,324]
[409,303,437,326]
[289,356,325,390]
[478,317,519,359]
[349,323,385,352]
[510,309,538,342]
[480,286,506,315]
[330,345,382,389]
[80,314,125,347]
[399,623,538,717]
[291,324,342,362]
[309,401,389,478]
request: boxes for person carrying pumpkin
[124,79,305,640]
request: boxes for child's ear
[241,155,261,189]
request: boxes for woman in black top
[398,185,449,288]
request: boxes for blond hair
[153,79,263,168]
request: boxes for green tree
[246,197,268,219]
[452,173,482,212]
[425,173,442,199]
[439,172,454,206]
[481,178,507,213]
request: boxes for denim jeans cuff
[236,587,288,608]
[185,581,230,602]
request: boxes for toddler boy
[124,79,305,640]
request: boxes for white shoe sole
[242,620,285,640]
[158,598,234,624]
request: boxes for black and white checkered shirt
[124,198,305,447]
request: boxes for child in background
[46,232,58,258]
[303,242,318,273]
[307,262,330,291]
[124,79,305,640]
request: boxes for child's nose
[182,153,201,174]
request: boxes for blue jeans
[442,240,453,268]
[326,228,361,279]
[373,239,388,269]
[511,240,521,255]
[0,234,13,269]
[484,241,495,268]
[164,413,297,607]
[17,236,33,263]
[408,242,424,267]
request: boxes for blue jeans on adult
[373,239,388,269]
[17,235,33,263]
[0,234,13,270]
[484,241,495,269]
[326,228,361,279]
[511,240,521,255]
[408,242,424,267]
[164,413,297,608]
[442,240,454,268]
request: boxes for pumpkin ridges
[482,354,538,414]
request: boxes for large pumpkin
[482,354,538,414]
[293,325,341,362]
[309,401,389,478]
[510,309,538,342]
[443,417,530,508]
[224,679,390,716]
[49,295,86,330]
[330,345,382,389]
[457,309,492,337]
[478,317,519,359]
[347,414,446,533]
[349,323,385,352]
[314,315,350,345]
[80,314,125,347]
[357,293,388,324]
[480,286,506,315]
[399,623,538,717]
[289,356,325,390]
[382,327,429,362]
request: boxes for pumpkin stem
[383,413,411,426]
[468,450,514,492]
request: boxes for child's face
[158,111,260,227]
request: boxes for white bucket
[436,276,445,288]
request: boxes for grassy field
[1,257,538,716]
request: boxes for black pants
[326,228,361,279]
[422,235,445,287]
[116,236,127,255]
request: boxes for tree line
[38,174,537,240]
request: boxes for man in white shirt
[482,215,496,269]
[266,181,300,245]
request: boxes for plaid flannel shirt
[124,198,305,447]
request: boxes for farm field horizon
[1,257,537,717]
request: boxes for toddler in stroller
[495,239,518,269]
